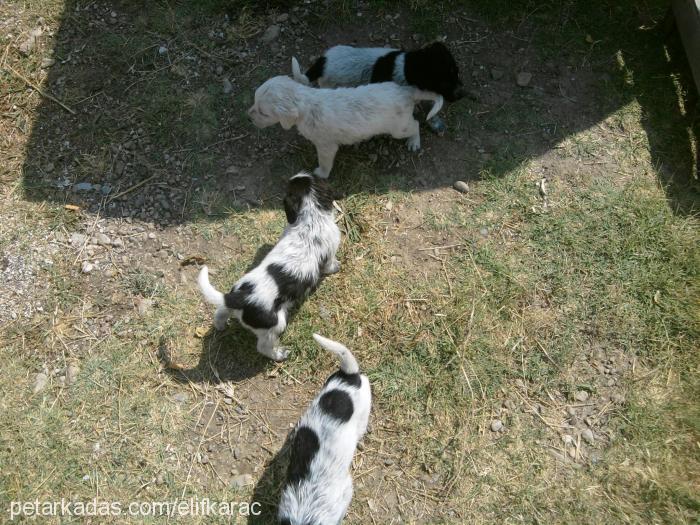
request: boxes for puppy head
[408,42,466,102]
[283,173,336,224]
[247,76,300,130]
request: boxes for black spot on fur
[325,370,362,388]
[286,426,320,484]
[305,55,326,83]
[404,42,464,102]
[319,389,354,422]
[370,50,402,83]
[278,518,291,525]
[284,174,336,224]
[224,281,254,309]
[267,263,316,306]
[241,304,278,330]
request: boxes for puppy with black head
[293,41,465,128]
[197,174,340,361]
[278,334,371,525]
[293,41,464,133]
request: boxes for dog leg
[314,144,339,179]
[405,119,421,151]
[213,306,232,331]
[256,332,289,361]
[322,257,341,275]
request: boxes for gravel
[490,419,503,432]
[453,180,469,193]
[574,390,590,402]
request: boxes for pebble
[581,428,595,444]
[516,72,532,87]
[453,180,469,193]
[158,46,168,55]
[222,78,233,94]
[173,392,189,403]
[230,473,253,489]
[562,434,574,446]
[490,419,503,432]
[223,397,233,405]
[574,390,590,402]
[111,238,124,248]
[261,24,280,42]
[479,227,489,237]
[384,458,394,466]
[233,447,241,460]
[93,233,111,246]
[503,399,516,410]
[40,57,55,68]
[70,232,86,246]
[33,372,48,393]
[137,297,152,317]
[18,27,43,55]
[81,261,94,273]
[65,364,80,385]
[148,232,157,240]
[200,454,209,465]
[319,305,331,320]
[73,182,94,192]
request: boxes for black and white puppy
[292,41,466,103]
[197,174,340,361]
[279,334,371,525]
[248,75,442,178]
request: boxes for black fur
[403,42,465,102]
[283,175,335,224]
[286,426,320,484]
[370,50,402,83]
[305,56,326,83]
[318,389,354,422]
[224,280,279,329]
[325,370,362,388]
[267,263,316,306]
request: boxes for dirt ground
[1,1,699,524]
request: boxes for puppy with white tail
[197,174,341,361]
[278,334,371,525]
[247,75,442,178]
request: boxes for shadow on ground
[14,1,698,226]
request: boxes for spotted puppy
[197,174,340,361]
[248,75,442,178]
[279,334,371,525]
[292,41,465,133]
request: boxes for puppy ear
[278,107,299,130]
[283,194,301,224]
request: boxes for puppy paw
[313,167,330,179]
[323,260,341,275]
[213,317,228,331]
[427,116,447,135]
[272,347,290,361]
[406,136,421,152]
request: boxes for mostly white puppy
[248,75,442,178]
[278,334,371,525]
[197,173,340,361]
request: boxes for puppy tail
[291,57,310,85]
[197,266,225,307]
[413,91,444,120]
[313,333,360,375]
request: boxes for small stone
[230,473,253,489]
[566,406,577,417]
[479,227,489,237]
[18,27,43,56]
[516,72,532,87]
[384,458,394,466]
[93,233,111,246]
[158,46,168,55]
[70,232,86,245]
[562,434,574,446]
[148,232,157,240]
[453,180,469,193]
[156,472,166,485]
[503,399,516,410]
[581,428,594,444]
[222,78,233,94]
[33,373,48,393]
[491,68,504,80]
[233,447,241,460]
[111,238,124,248]
[200,454,209,465]
[73,182,93,192]
[574,390,590,402]
[319,305,331,320]
[40,57,55,68]
[81,261,94,273]
[137,297,152,317]
[223,397,233,405]
[260,24,280,43]
[65,364,80,385]
[567,447,577,459]
[173,392,189,403]
[490,419,503,432]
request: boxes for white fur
[248,75,443,178]
[197,173,341,361]
[278,335,371,525]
